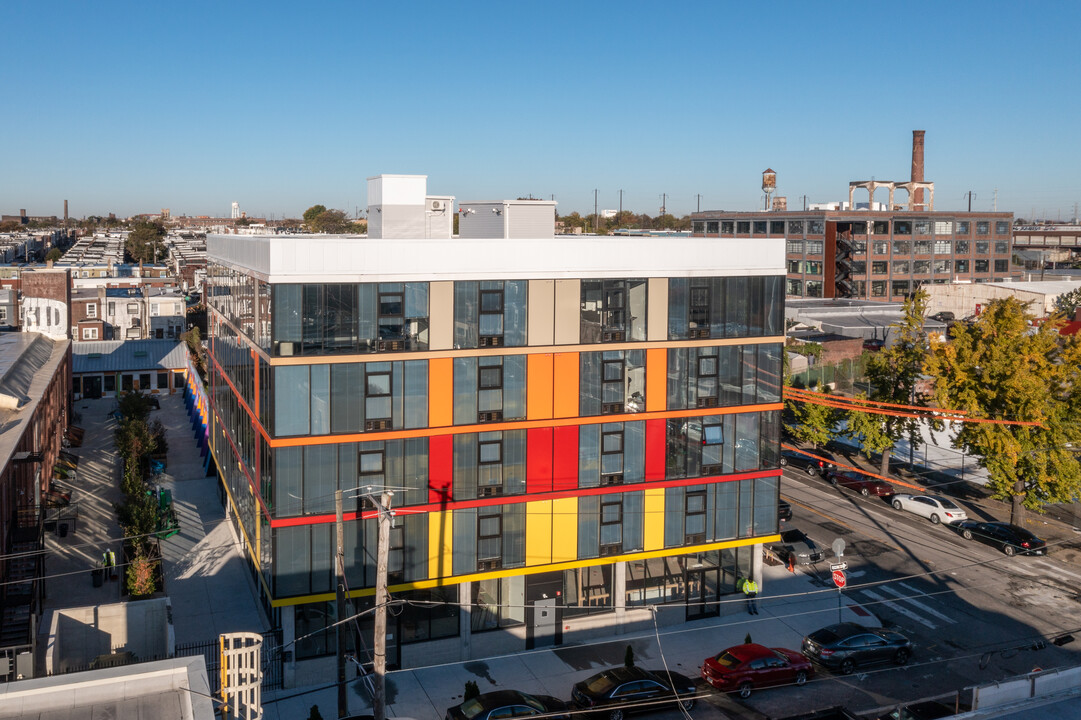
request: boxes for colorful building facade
[205,176,785,680]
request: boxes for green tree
[857,290,932,476]
[926,297,1081,526]
[308,209,353,234]
[126,220,165,263]
[302,205,327,224]
[45,248,62,262]
[1053,287,1081,318]
[846,393,896,469]
[788,385,840,449]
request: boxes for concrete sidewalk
[263,562,877,720]
[38,394,269,668]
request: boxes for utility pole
[335,490,348,718]
[593,189,599,233]
[371,490,394,720]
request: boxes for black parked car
[571,666,696,719]
[802,622,912,675]
[770,528,824,565]
[778,500,793,523]
[955,521,1047,556]
[447,690,569,720]
[779,448,837,476]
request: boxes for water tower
[762,169,776,211]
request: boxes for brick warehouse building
[205,175,784,682]
[691,209,1016,302]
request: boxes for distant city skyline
[2,1,1079,220]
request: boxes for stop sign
[832,569,846,588]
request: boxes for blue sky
[3,1,1079,220]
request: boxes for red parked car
[701,643,814,699]
[824,469,895,497]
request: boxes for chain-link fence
[789,355,870,391]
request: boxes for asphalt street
[739,462,1081,718]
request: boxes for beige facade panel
[429,281,454,350]
[528,279,555,346]
[647,278,668,342]
[553,279,581,345]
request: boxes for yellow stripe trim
[268,534,779,607]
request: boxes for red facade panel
[645,419,666,481]
[552,425,579,492]
[428,435,453,503]
[526,428,554,493]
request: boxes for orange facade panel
[429,357,453,428]
[527,353,554,420]
[552,352,579,418]
[646,348,667,413]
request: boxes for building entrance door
[83,376,103,399]
[532,598,558,647]
[686,567,720,621]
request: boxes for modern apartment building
[205,175,785,681]
[691,210,1016,302]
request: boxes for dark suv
[780,448,837,477]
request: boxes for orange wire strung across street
[780,444,925,492]
[783,388,1041,427]
[784,386,968,415]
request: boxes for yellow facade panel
[643,488,665,551]
[526,501,553,565]
[428,511,454,581]
[550,498,578,562]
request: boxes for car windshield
[460,699,486,719]
[584,674,616,694]
[714,652,742,668]
[935,497,961,510]
[771,649,790,663]
[780,530,807,543]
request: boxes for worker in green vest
[741,576,759,615]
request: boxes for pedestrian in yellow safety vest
[741,577,759,615]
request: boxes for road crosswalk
[846,557,1081,632]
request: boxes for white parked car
[891,494,968,525]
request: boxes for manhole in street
[847,539,894,557]
[819,522,853,536]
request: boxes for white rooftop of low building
[984,279,1081,295]
[0,656,214,720]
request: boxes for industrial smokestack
[911,130,925,207]
[64,200,68,222]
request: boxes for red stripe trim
[270,468,781,528]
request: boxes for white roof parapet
[207,233,784,283]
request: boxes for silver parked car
[891,494,967,525]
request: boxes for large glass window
[581,279,647,343]
[472,576,525,631]
[271,282,429,356]
[453,355,526,424]
[453,280,528,349]
[580,350,646,416]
